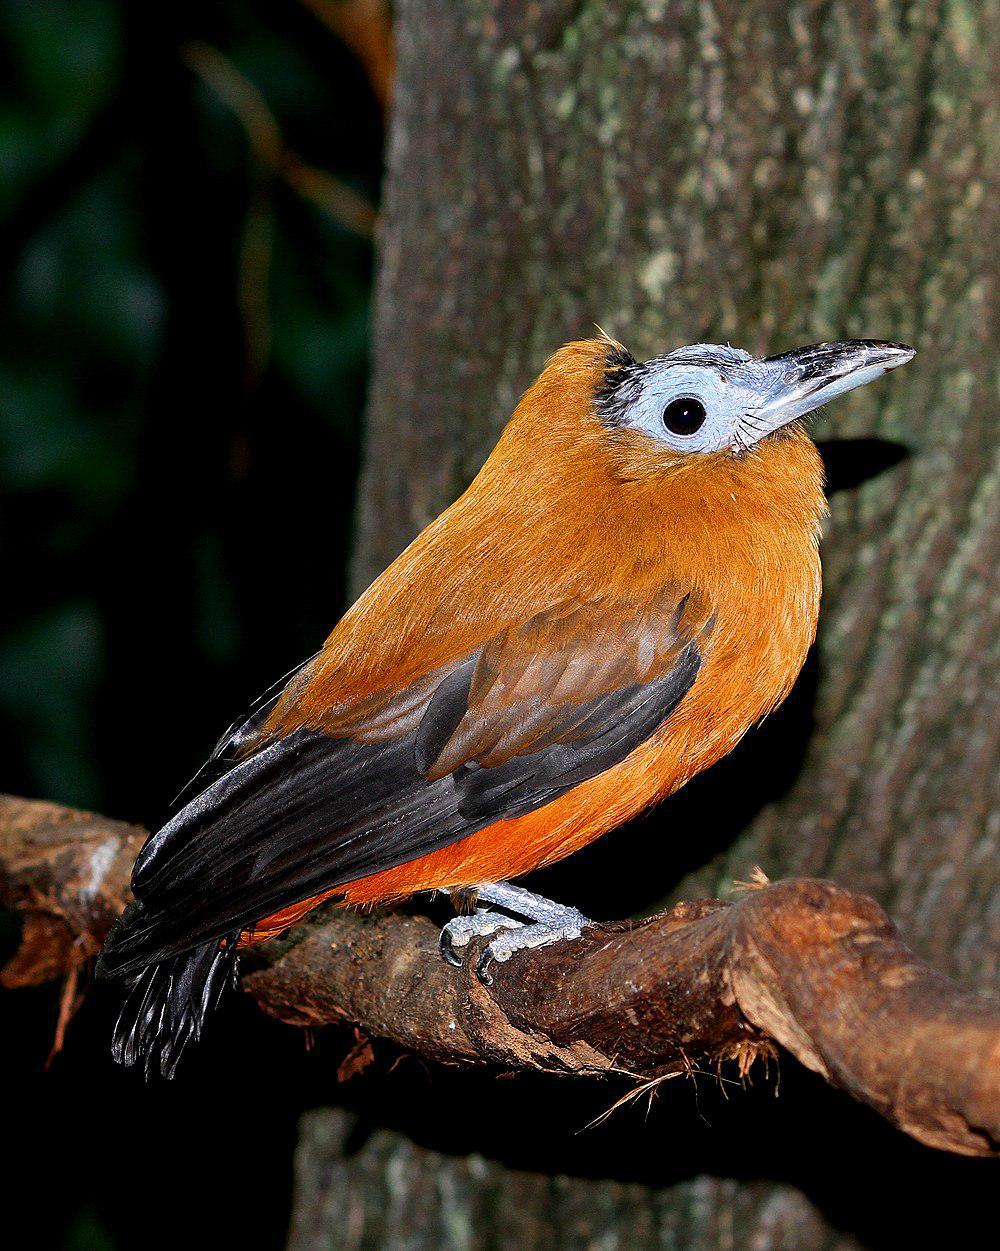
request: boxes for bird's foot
[439,880,591,983]
[439,909,523,966]
[475,915,588,985]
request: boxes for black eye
[662,397,707,436]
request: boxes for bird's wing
[102,585,714,975]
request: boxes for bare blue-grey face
[597,340,915,454]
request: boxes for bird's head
[497,334,914,503]
[468,333,914,579]
[591,336,914,463]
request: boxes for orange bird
[98,334,913,1076]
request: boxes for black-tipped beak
[747,339,915,441]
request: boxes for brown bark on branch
[1,793,997,1157]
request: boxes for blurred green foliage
[0,0,381,822]
[1,6,383,1247]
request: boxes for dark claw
[475,946,496,985]
[439,928,465,967]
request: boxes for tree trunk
[295,1,997,1246]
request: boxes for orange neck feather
[275,339,825,727]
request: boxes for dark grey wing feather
[99,600,709,980]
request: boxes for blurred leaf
[15,167,166,364]
[0,367,130,506]
[61,1205,117,1251]
[271,297,368,422]
[0,0,121,212]
[0,602,103,806]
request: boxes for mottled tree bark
[318,0,998,1246]
[287,1108,875,1251]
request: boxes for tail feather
[109,935,239,1079]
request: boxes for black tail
[105,925,240,1079]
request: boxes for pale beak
[746,339,915,443]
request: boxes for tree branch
[183,42,378,240]
[1,794,997,1157]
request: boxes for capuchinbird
[98,334,913,1076]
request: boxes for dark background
[1,2,378,1246]
[2,5,995,1250]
